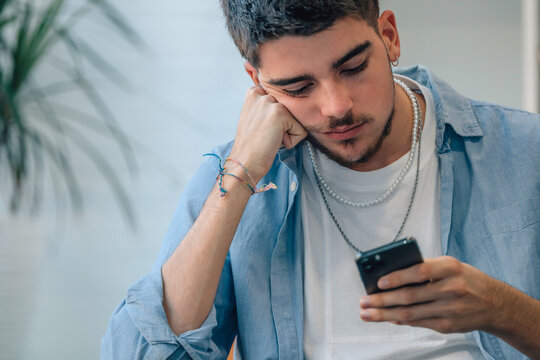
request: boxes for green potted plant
[0,0,142,357]
[0,0,142,223]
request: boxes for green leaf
[0,13,17,29]
[53,122,136,229]
[9,4,32,92]
[56,28,133,89]
[10,0,64,93]
[90,0,146,48]
[0,0,14,17]
[1,83,28,210]
[53,62,138,176]
[24,127,83,214]
[0,0,143,229]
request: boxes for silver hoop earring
[391,58,399,67]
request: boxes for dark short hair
[220,0,380,68]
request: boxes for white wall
[382,0,524,109]
[0,1,533,359]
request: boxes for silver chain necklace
[309,78,420,208]
[308,80,423,252]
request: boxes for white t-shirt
[301,75,483,359]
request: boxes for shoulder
[469,101,540,149]
[471,100,539,128]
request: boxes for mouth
[324,123,365,141]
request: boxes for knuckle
[449,304,464,317]
[437,319,454,334]
[450,280,468,298]
[270,104,285,117]
[400,308,414,321]
[263,94,276,103]
[401,288,415,305]
[417,265,432,282]
[271,101,284,111]
[382,274,395,287]
[247,86,261,96]
[445,256,462,273]
[372,310,383,321]
[371,295,383,307]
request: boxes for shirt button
[290,181,297,192]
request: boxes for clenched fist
[229,86,307,184]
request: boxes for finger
[281,112,307,149]
[262,93,278,103]
[257,83,269,94]
[378,256,463,290]
[251,85,267,95]
[282,124,307,149]
[360,299,459,323]
[395,318,457,334]
[362,275,473,310]
[360,280,440,309]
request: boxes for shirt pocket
[483,196,540,237]
[478,197,540,298]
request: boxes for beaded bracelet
[203,153,277,197]
[225,156,278,193]
[226,157,256,188]
[223,172,256,193]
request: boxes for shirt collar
[278,145,303,179]
[394,65,483,147]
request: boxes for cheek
[351,77,394,118]
[277,97,321,127]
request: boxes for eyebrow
[267,74,316,87]
[266,41,372,87]
[332,41,372,69]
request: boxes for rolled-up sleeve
[101,144,237,359]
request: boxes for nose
[319,81,354,119]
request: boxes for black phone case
[355,237,423,294]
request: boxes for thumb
[282,117,308,149]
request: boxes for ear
[377,10,401,63]
[244,61,260,86]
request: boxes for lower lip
[324,123,365,141]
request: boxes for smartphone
[355,237,423,294]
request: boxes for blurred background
[0,0,538,359]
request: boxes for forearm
[162,173,252,335]
[160,85,306,336]
[486,278,540,359]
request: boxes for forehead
[257,17,379,77]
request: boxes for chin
[308,137,373,168]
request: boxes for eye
[283,83,314,98]
[342,60,368,76]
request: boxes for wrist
[224,157,277,194]
[227,149,271,185]
[482,278,540,357]
[225,153,268,185]
[204,152,276,197]
[482,277,516,334]
[225,158,258,188]
[218,166,255,197]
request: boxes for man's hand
[359,256,540,358]
[229,86,307,184]
[358,256,496,332]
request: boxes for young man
[102,1,540,359]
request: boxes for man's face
[254,16,397,168]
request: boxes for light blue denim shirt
[101,65,540,360]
